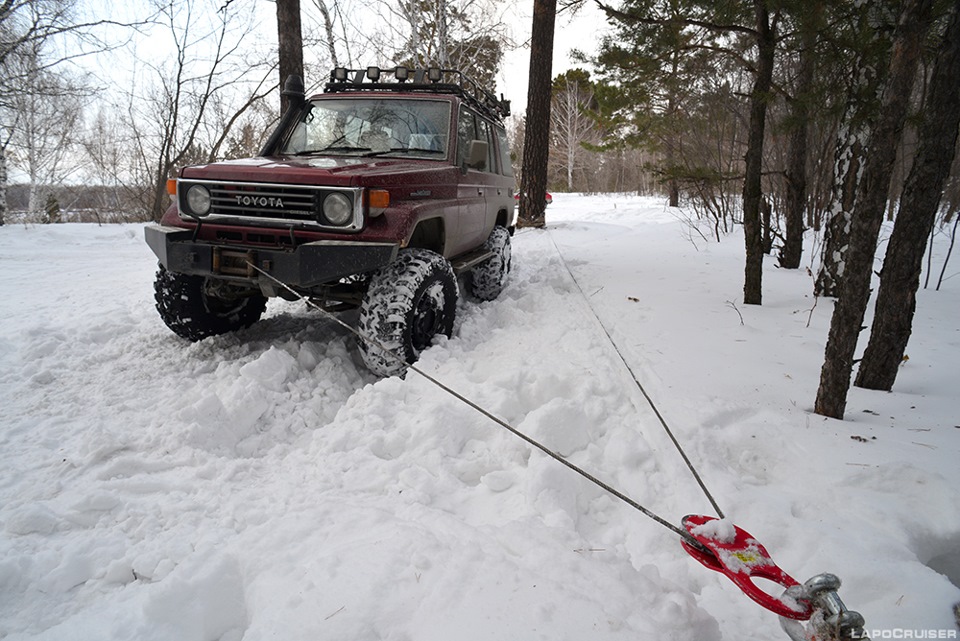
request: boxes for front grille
[178,179,363,232]
[212,183,318,220]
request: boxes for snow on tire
[468,225,512,301]
[153,265,266,341]
[358,248,459,377]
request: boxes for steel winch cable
[247,260,714,553]
[545,230,726,519]
[252,249,870,641]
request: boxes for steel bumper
[144,225,398,288]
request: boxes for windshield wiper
[294,145,372,156]
[364,147,445,157]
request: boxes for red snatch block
[681,514,814,620]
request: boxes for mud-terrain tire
[358,249,458,377]
[154,265,266,341]
[468,225,512,301]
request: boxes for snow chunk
[5,503,60,535]
[239,347,298,392]
[140,554,248,640]
[691,518,736,544]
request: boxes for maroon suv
[145,67,515,376]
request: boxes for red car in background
[515,192,553,206]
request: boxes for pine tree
[855,0,960,391]
[518,0,557,228]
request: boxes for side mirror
[462,139,488,173]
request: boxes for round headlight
[185,185,211,217]
[322,192,353,225]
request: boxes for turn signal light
[367,189,389,217]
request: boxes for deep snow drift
[0,195,958,640]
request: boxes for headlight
[185,185,211,217]
[322,192,353,225]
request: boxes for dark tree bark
[815,0,934,419]
[742,1,777,305]
[779,1,821,270]
[518,0,556,229]
[855,0,960,391]
[276,0,304,114]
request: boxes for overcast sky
[497,0,611,114]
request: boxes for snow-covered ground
[1,194,957,640]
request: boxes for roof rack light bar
[325,66,511,122]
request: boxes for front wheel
[357,249,458,377]
[154,265,266,341]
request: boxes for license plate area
[213,247,256,278]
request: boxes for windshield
[280,98,451,159]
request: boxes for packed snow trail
[0,195,957,640]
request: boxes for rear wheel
[358,249,458,377]
[154,265,266,341]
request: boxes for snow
[691,518,737,544]
[1,194,958,640]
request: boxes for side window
[457,106,499,173]
[475,117,497,174]
[457,106,476,168]
[496,126,513,177]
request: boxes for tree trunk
[814,0,934,419]
[666,66,680,208]
[276,0,304,114]
[316,0,340,68]
[742,1,776,305]
[855,0,960,391]
[779,2,820,269]
[814,4,896,298]
[0,145,6,226]
[518,0,556,229]
[762,197,773,254]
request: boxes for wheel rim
[411,282,446,351]
[201,280,247,318]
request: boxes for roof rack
[324,67,511,123]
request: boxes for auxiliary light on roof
[324,66,510,121]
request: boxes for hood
[179,155,448,187]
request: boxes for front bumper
[144,225,398,288]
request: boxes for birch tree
[377,0,509,88]
[813,1,900,298]
[815,0,935,419]
[0,0,123,224]
[123,0,273,220]
[550,70,597,191]
[5,40,85,216]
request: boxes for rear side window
[456,107,475,168]
[475,117,497,174]
[496,126,513,177]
